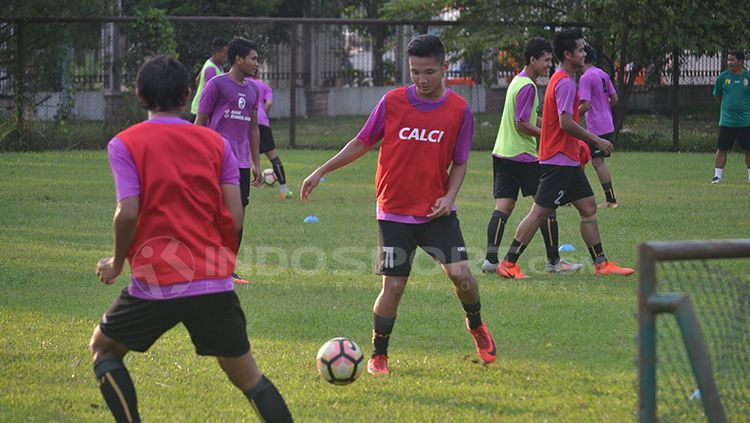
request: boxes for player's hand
[301,170,323,201]
[595,137,614,155]
[251,164,263,187]
[426,195,453,218]
[96,257,123,285]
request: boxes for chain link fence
[0,16,728,152]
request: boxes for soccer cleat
[232,272,250,285]
[367,354,390,375]
[496,260,528,279]
[280,190,293,200]
[466,320,497,364]
[480,259,498,274]
[546,259,584,273]
[598,201,619,209]
[711,177,721,184]
[594,261,635,276]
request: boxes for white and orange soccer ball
[261,168,277,186]
[315,337,364,385]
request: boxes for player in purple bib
[579,45,619,208]
[247,69,292,199]
[196,38,262,284]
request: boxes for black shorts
[376,212,469,276]
[535,164,594,209]
[239,168,250,207]
[259,125,277,154]
[586,132,614,159]
[492,156,540,199]
[99,289,250,357]
[717,126,750,151]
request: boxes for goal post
[637,239,750,423]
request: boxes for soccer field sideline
[1,150,748,421]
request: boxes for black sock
[243,375,293,423]
[462,301,482,330]
[237,228,244,250]
[485,210,509,263]
[587,243,607,264]
[372,313,396,357]
[602,181,616,203]
[504,239,527,264]
[539,211,560,264]
[94,358,140,423]
[270,157,287,185]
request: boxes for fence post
[15,19,24,133]
[671,47,680,152]
[289,23,298,148]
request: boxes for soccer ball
[261,168,277,186]
[316,337,365,385]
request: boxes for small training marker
[304,215,320,223]
[559,244,576,252]
[319,177,327,182]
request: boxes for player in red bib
[89,56,292,422]
[301,35,496,375]
[496,28,634,279]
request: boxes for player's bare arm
[195,112,209,126]
[97,196,139,285]
[559,112,613,154]
[221,183,244,234]
[516,120,542,137]
[301,138,370,200]
[609,92,619,108]
[579,100,591,114]
[427,162,466,218]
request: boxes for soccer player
[247,68,292,200]
[483,37,583,276]
[301,35,497,375]
[711,49,750,184]
[190,37,228,118]
[196,38,263,284]
[89,55,293,423]
[579,45,619,207]
[496,28,634,279]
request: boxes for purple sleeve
[578,73,592,102]
[452,106,474,165]
[355,96,387,146]
[251,83,260,112]
[264,84,273,102]
[220,138,240,185]
[204,66,218,82]
[605,74,616,97]
[514,84,537,122]
[197,78,219,115]
[555,77,577,115]
[107,137,140,201]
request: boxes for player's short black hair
[554,28,584,62]
[228,38,258,65]
[136,55,189,112]
[728,49,745,61]
[584,45,597,64]
[524,37,553,65]
[407,34,446,63]
[212,37,228,52]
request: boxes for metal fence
[0,16,729,151]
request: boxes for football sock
[94,358,140,423]
[505,239,527,264]
[462,301,482,330]
[587,243,607,264]
[243,375,293,423]
[485,210,509,263]
[237,228,244,249]
[715,168,723,179]
[602,181,617,203]
[270,157,287,185]
[539,211,559,264]
[372,313,396,356]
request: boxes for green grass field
[1,149,749,421]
